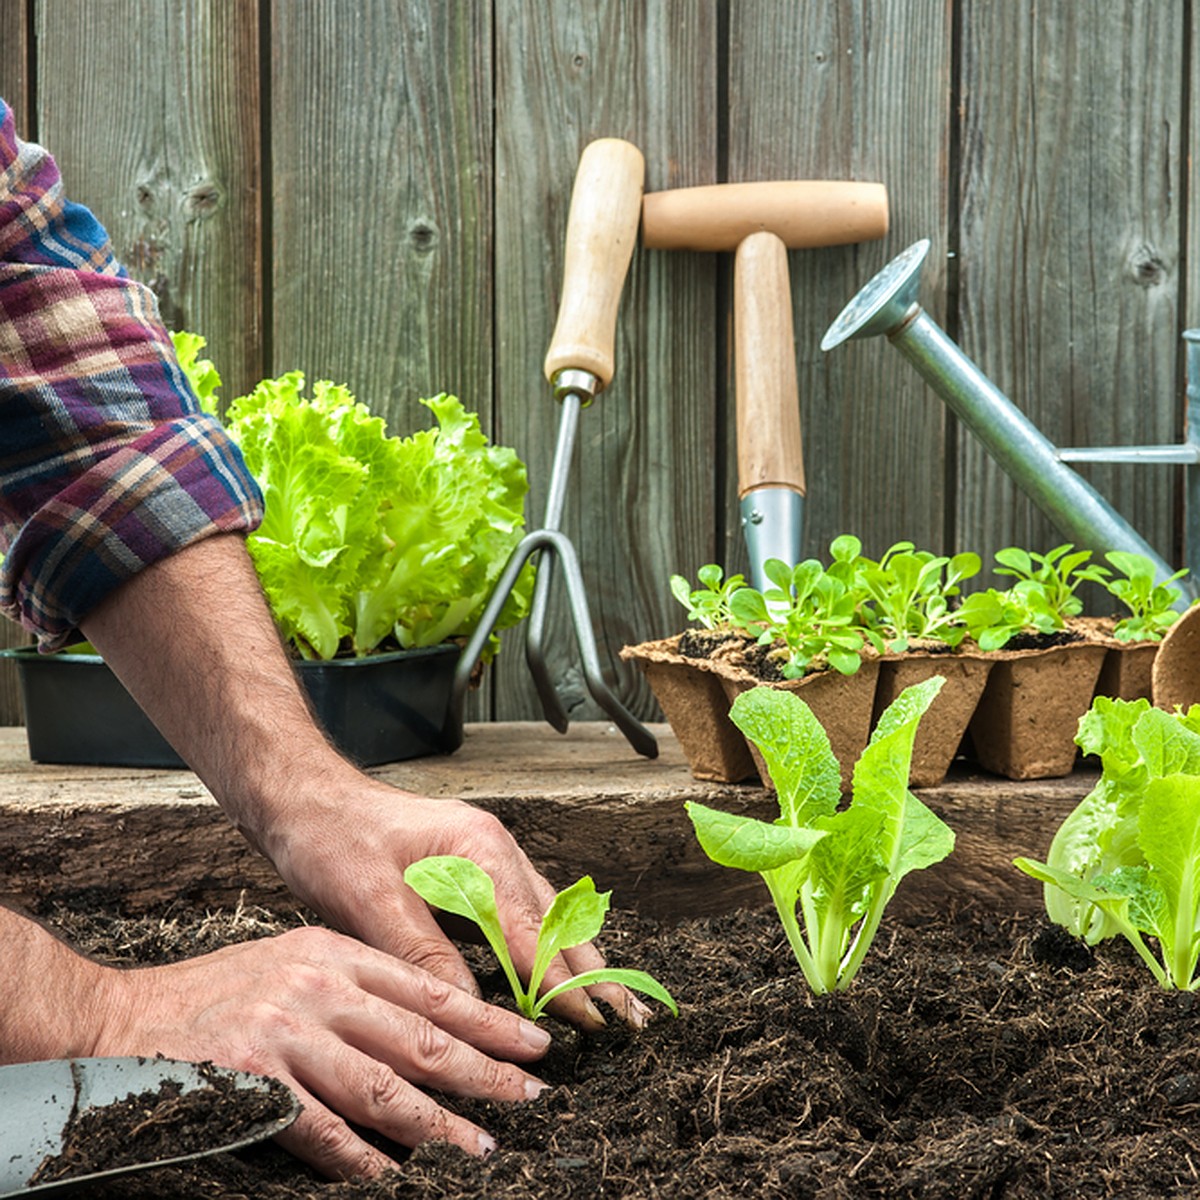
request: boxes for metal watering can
[821,238,1200,606]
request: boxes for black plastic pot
[2,643,463,769]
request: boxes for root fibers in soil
[33,898,1200,1199]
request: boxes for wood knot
[407,219,439,254]
[1128,243,1168,288]
[184,181,223,220]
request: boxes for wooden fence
[1,0,1197,730]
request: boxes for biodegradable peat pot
[1094,640,1159,703]
[1151,602,1200,710]
[620,634,757,783]
[966,637,1108,780]
[710,653,882,791]
[2,643,463,769]
[873,648,993,788]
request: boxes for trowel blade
[0,1056,299,1197]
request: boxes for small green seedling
[857,542,981,652]
[403,856,678,1021]
[1102,551,1189,643]
[687,676,954,995]
[993,543,1109,619]
[670,563,747,630]
[729,557,874,679]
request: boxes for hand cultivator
[450,139,658,759]
[821,238,1200,605]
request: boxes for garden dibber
[448,139,658,758]
[641,179,889,587]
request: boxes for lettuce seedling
[729,557,875,678]
[670,563,747,630]
[857,542,981,652]
[687,676,953,994]
[1102,551,1189,643]
[993,543,1110,619]
[957,582,1065,650]
[402,856,678,1021]
[1016,768,1200,990]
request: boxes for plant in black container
[5,334,533,768]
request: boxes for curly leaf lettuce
[177,340,532,661]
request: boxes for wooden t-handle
[735,231,805,497]
[543,138,645,391]
[643,180,888,252]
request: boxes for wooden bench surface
[0,723,1097,921]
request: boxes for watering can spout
[820,238,930,350]
[822,241,1195,603]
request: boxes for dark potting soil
[32,898,1200,1199]
[28,1067,295,1186]
[675,629,752,661]
[1000,629,1083,652]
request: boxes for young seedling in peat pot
[686,676,954,995]
[403,856,678,1020]
[1101,551,1190,643]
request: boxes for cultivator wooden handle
[735,231,805,498]
[543,138,645,393]
[642,179,888,251]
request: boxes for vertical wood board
[956,1,1184,580]
[727,0,954,573]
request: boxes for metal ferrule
[740,487,805,590]
[551,367,600,405]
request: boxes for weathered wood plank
[727,0,953,570]
[491,0,720,724]
[35,0,263,399]
[957,1,1184,580]
[268,1,492,431]
[0,723,1090,921]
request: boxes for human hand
[90,926,551,1179]
[260,773,653,1032]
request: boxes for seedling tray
[2,644,463,769]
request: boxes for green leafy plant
[171,332,533,661]
[1017,697,1200,947]
[957,582,1068,650]
[1101,551,1188,643]
[856,542,981,652]
[993,543,1110,619]
[686,676,954,994]
[402,856,678,1020]
[728,557,876,679]
[1016,732,1200,990]
[670,564,747,630]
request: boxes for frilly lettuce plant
[1016,701,1200,989]
[687,676,954,994]
[172,332,532,661]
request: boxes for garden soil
[32,896,1200,1199]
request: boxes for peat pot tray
[0,724,1097,921]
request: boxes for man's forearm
[0,905,112,1062]
[78,532,362,860]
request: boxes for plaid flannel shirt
[0,98,264,648]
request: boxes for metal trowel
[0,1056,299,1197]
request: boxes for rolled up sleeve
[0,99,263,648]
